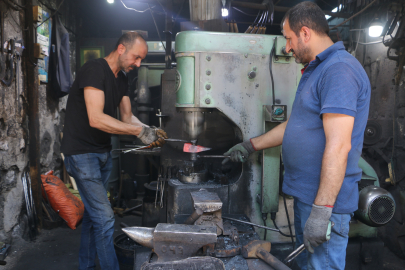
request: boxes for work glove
[303,204,333,254]
[138,126,168,145]
[222,140,255,164]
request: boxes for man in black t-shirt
[61,32,167,270]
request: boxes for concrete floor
[3,214,405,270]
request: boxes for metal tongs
[284,244,305,264]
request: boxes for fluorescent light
[107,0,114,3]
[325,5,342,20]
[369,25,383,37]
[222,8,228,17]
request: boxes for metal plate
[190,189,223,212]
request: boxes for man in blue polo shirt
[223,2,370,269]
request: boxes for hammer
[242,240,291,270]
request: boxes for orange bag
[41,174,84,229]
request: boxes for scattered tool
[242,240,291,270]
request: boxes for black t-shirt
[61,58,129,155]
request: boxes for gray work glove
[303,204,333,254]
[138,126,168,145]
[222,140,255,164]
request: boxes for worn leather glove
[149,137,166,148]
[138,126,168,145]
[303,204,333,254]
[222,140,256,164]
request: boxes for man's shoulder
[323,51,368,83]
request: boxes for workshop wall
[0,0,77,244]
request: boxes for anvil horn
[122,226,154,249]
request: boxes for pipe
[26,0,42,229]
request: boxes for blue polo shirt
[282,41,371,214]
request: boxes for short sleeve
[319,63,359,117]
[78,61,105,91]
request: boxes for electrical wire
[269,41,276,105]
[173,0,186,23]
[330,0,378,30]
[232,7,258,17]
[148,4,166,51]
[36,0,65,28]
[283,193,295,250]
[120,0,155,13]
[270,213,295,238]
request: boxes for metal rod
[222,217,280,232]
[284,244,305,264]
[198,155,230,158]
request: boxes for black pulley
[364,120,382,145]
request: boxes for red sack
[41,174,84,229]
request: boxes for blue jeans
[294,198,351,270]
[64,152,119,270]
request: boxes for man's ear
[117,44,126,55]
[300,26,311,42]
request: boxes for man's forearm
[121,114,145,128]
[90,113,143,136]
[250,120,288,151]
[314,144,350,206]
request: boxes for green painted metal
[147,69,164,88]
[175,31,274,55]
[274,36,293,64]
[358,157,379,186]
[262,122,281,214]
[176,56,195,106]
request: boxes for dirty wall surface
[0,0,77,244]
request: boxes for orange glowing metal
[183,143,211,153]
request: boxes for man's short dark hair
[114,31,147,51]
[281,2,329,37]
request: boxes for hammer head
[241,240,271,259]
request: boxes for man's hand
[138,126,168,145]
[303,204,333,253]
[222,140,255,164]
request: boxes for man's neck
[104,52,121,77]
[309,36,334,62]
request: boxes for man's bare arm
[250,120,288,150]
[84,87,143,136]
[314,113,354,206]
[119,96,145,127]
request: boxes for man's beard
[292,37,311,65]
[118,54,136,73]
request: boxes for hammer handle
[257,247,291,270]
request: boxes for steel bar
[198,155,230,158]
[222,217,280,232]
[232,1,351,18]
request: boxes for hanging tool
[2,39,15,86]
[0,11,6,81]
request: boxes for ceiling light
[222,8,228,17]
[107,0,114,3]
[369,19,383,37]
